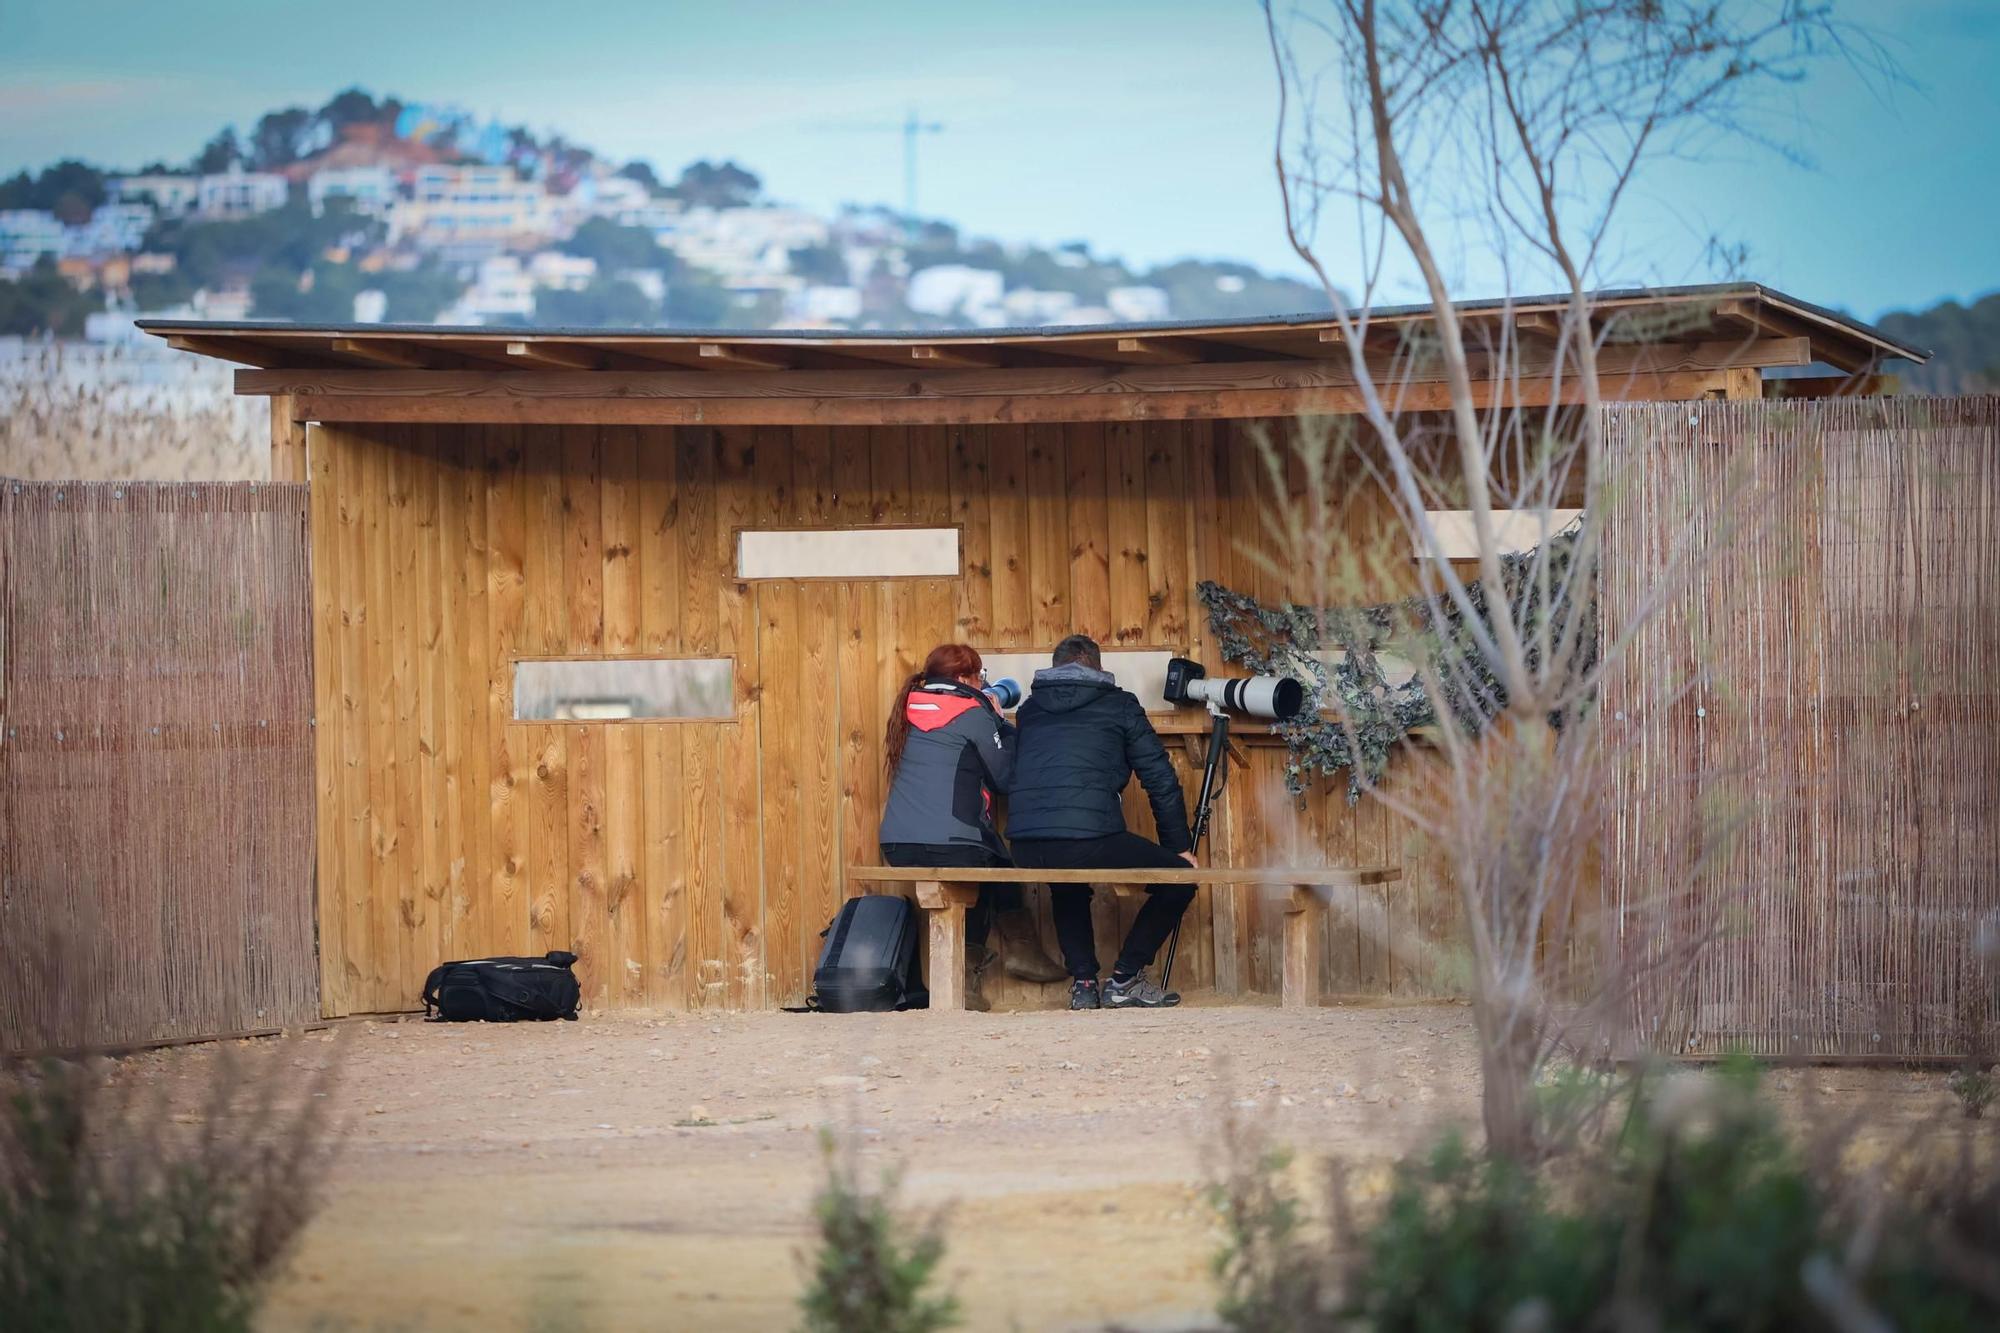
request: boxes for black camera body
[1162,656,1207,707]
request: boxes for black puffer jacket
[1005,664,1191,852]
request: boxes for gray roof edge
[136,280,1929,363]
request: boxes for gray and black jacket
[877,678,1015,851]
[1004,663,1192,853]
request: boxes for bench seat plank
[847,864,1402,1012]
[847,864,1401,887]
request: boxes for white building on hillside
[435,255,535,324]
[1106,286,1171,323]
[554,173,652,232]
[526,250,597,291]
[392,165,554,259]
[111,174,199,217]
[669,206,828,287]
[196,166,290,220]
[1001,288,1078,325]
[784,284,864,325]
[0,210,66,269]
[308,166,396,217]
[65,204,156,257]
[907,264,1004,319]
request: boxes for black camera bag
[809,894,928,1012]
[422,951,581,1021]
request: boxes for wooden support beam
[275,367,1774,428]
[268,393,307,483]
[908,345,1001,369]
[698,342,789,371]
[1280,885,1325,1009]
[329,338,432,369]
[168,334,273,367]
[1109,336,1202,365]
[913,880,981,1011]
[505,340,599,370]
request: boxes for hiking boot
[1104,970,1180,1009]
[1069,978,1102,1010]
[993,909,1067,984]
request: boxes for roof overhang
[142,283,1926,428]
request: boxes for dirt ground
[114,998,1956,1333]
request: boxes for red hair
[884,643,984,777]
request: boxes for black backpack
[809,895,928,1012]
[422,951,582,1021]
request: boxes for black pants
[878,841,1024,949]
[1009,832,1194,980]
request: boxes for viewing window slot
[512,658,734,721]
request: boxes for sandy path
[112,1000,1951,1331]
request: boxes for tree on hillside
[320,87,389,130]
[156,200,380,290]
[0,256,98,336]
[673,160,761,208]
[617,160,664,193]
[1876,292,2000,393]
[536,276,658,327]
[193,129,243,174]
[1143,259,1329,320]
[559,217,670,274]
[250,107,320,171]
[0,160,107,223]
[788,243,849,286]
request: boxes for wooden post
[1280,884,1325,1009]
[270,394,308,483]
[914,880,979,1012]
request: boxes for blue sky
[3,0,1995,318]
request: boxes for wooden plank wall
[308,419,1456,1015]
[1602,396,2000,1057]
[0,481,319,1051]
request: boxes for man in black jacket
[1008,634,1196,1010]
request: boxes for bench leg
[914,881,980,1012]
[1281,884,1324,1009]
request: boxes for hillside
[1874,292,2000,393]
[0,86,1330,336]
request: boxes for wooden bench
[845,865,1403,1011]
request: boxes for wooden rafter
[505,340,599,370]
[330,338,430,369]
[698,342,788,371]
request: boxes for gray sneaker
[1104,971,1180,1008]
[1069,978,1101,1010]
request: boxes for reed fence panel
[1602,396,1999,1057]
[0,480,317,1051]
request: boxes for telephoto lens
[982,677,1023,709]
[1162,656,1305,721]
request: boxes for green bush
[1213,1058,1999,1332]
[0,1049,334,1332]
[797,1131,958,1333]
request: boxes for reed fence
[0,480,317,1052]
[1602,396,2000,1057]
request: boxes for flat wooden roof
[145,284,1927,429]
[143,282,1923,376]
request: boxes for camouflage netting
[1196,523,1595,799]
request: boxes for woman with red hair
[878,644,1066,1009]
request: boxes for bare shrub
[0,1041,337,1332]
[1253,0,1891,1157]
